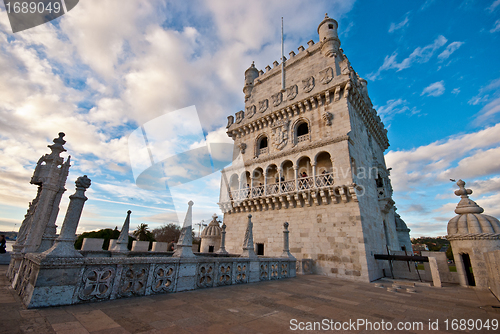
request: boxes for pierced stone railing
[281,180,295,193]
[266,183,279,195]
[259,147,268,155]
[298,176,314,190]
[315,173,334,188]
[251,185,264,197]
[297,133,310,143]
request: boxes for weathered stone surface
[131,241,150,252]
[81,238,104,251]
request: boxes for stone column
[263,171,268,196]
[278,168,282,194]
[281,222,295,259]
[312,163,317,186]
[173,201,195,258]
[217,223,228,255]
[42,175,91,258]
[241,214,257,258]
[294,166,299,191]
[110,210,131,253]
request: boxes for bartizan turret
[318,13,340,57]
[243,61,259,101]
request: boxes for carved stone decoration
[271,92,283,107]
[197,263,215,288]
[238,143,247,154]
[234,262,248,284]
[271,119,290,151]
[226,115,234,128]
[260,262,269,281]
[286,85,298,100]
[258,99,268,113]
[302,76,315,92]
[280,261,289,278]
[235,110,245,124]
[216,263,232,286]
[16,260,33,297]
[78,266,115,301]
[319,67,334,84]
[270,261,279,280]
[151,264,176,293]
[246,105,256,118]
[322,112,333,126]
[118,265,149,297]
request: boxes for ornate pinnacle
[47,132,67,157]
[75,175,91,189]
[454,179,472,198]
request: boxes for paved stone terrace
[1,265,499,334]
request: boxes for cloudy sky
[0,0,499,238]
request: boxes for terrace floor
[1,265,499,333]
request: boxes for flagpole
[281,17,285,91]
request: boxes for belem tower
[218,14,412,282]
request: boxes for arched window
[297,122,309,136]
[259,136,268,149]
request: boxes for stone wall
[13,253,296,308]
[484,249,500,299]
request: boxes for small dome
[446,180,500,238]
[448,213,500,235]
[395,213,410,232]
[201,214,222,238]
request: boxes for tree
[446,244,454,262]
[152,223,181,243]
[74,228,135,250]
[133,223,155,242]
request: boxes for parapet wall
[13,253,296,308]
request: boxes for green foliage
[152,223,181,243]
[74,228,135,250]
[411,237,449,252]
[133,223,155,242]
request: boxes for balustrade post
[312,163,317,188]
[264,171,268,196]
[294,166,299,191]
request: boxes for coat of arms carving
[258,99,268,113]
[319,67,334,84]
[286,85,298,100]
[271,119,290,151]
[271,92,282,107]
[246,105,256,118]
[302,76,315,92]
[235,110,244,124]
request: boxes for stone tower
[200,214,222,253]
[219,14,410,282]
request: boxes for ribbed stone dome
[446,180,500,238]
[201,215,221,238]
[395,212,410,232]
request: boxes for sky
[0,0,499,238]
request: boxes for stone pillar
[217,223,228,255]
[294,166,299,191]
[312,163,317,185]
[42,175,91,258]
[110,210,131,253]
[278,168,282,194]
[428,257,442,288]
[173,201,195,258]
[263,171,268,196]
[241,214,257,258]
[281,222,295,259]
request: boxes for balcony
[228,172,335,200]
[259,147,268,155]
[297,133,310,143]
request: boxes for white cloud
[421,81,445,97]
[368,35,447,80]
[490,19,500,33]
[437,41,464,60]
[452,88,460,95]
[487,0,500,12]
[388,16,409,33]
[374,98,420,122]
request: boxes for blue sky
[0,0,499,238]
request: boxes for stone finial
[281,221,295,259]
[42,175,91,258]
[325,13,329,18]
[110,210,131,253]
[453,180,484,214]
[217,222,228,254]
[173,201,195,257]
[47,132,67,158]
[241,214,256,258]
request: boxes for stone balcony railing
[297,133,310,143]
[221,172,360,212]
[259,147,268,155]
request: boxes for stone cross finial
[110,210,131,253]
[454,179,473,198]
[217,222,228,255]
[47,132,67,158]
[453,179,484,214]
[325,13,329,18]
